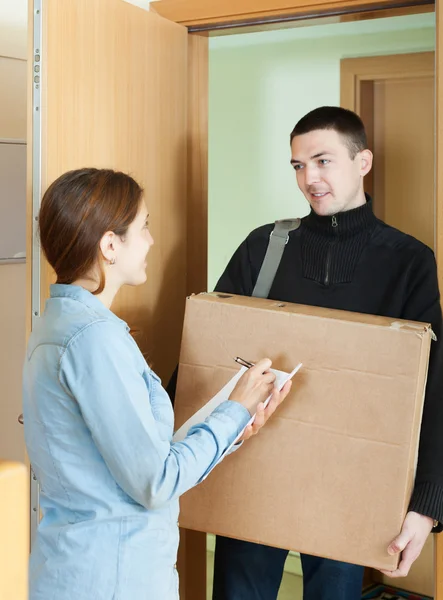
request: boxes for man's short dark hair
[290,106,367,159]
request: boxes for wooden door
[29,0,188,382]
[341,52,435,251]
[372,72,434,249]
[27,1,206,599]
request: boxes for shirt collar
[50,284,129,330]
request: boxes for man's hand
[379,511,434,578]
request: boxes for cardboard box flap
[202,291,434,332]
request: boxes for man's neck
[340,189,367,214]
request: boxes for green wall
[208,13,435,289]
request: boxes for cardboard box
[174,293,433,570]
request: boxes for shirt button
[174,563,177,570]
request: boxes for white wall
[124,0,151,11]
[0,0,27,462]
[0,263,26,462]
[208,13,435,289]
[0,0,27,59]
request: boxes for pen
[234,356,255,369]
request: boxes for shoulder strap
[252,218,301,299]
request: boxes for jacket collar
[304,194,377,238]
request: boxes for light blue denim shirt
[23,284,250,600]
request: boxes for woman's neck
[72,277,120,309]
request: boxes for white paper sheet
[173,363,302,446]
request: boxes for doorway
[207,12,436,600]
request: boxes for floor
[205,553,428,600]
[206,551,303,599]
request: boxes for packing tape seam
[390,321,437,341]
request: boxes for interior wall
[0,0,27,60]
[0,58,27,139]
[208,13,435,289]
[0,262,26,462]
[0,1,27,462]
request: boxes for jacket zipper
[324,215,338,286]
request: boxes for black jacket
[215,199,443,527]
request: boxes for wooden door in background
[342,52,435,249]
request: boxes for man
[211,106,443,600]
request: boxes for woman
[23,168,291,600]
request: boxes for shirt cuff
[409,481,443,532]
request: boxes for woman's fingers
[264,380,292,415]
[251,358,272,373]
[252,402,265,430]
[261,371,277,385]
[237,380,293,443]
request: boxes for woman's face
[113,201,154,287]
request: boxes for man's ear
[360,149,373,177]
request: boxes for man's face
[290,129,372,216]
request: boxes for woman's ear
[99,231,117,265]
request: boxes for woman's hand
[237,380,292,442]
[229,358,276,415]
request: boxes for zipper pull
[332,215,338,228]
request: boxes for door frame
[176,2,443,598]
[152,0,435,30]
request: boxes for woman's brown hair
[39,168,143,294]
